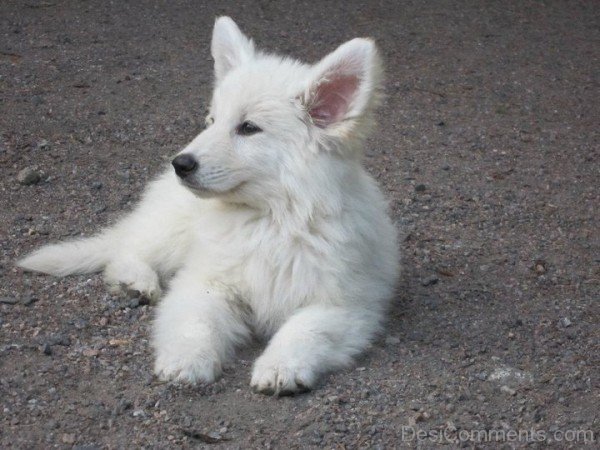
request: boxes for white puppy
[19,17,399,395]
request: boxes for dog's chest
[190,207,327,330]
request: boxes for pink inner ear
[309,74,359,128]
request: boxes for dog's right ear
[211,17,255,83]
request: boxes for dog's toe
[125,284,161,303]
[154,355,220,384]
[250,359,315,396]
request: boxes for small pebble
[17,167,41,185]
[37,139,50,150]
[414,411,430,422]
[421,275,439,286]
[62,433,76,444]
[49,334,71,346]
[113,399,132,416]
[73,319,88,329]
[533,259,547,274]
[560,317,572,328]
[82,348,99,357]
[207,431,221,440]
[32,96,45,106]
[128,298,140,309]
[414,184,427,193]
[500,385,516,396]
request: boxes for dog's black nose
[172,154,198,178]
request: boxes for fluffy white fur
[18,17,399,395]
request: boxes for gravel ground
[1,1,598,448]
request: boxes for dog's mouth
[178,177,218,197]
[178,177,245,198]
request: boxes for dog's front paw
[154,353,221,384]
[251,353,316,396]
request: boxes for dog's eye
[237,121,262,136]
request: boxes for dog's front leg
[153,269,249,384]
[251,304,382,395]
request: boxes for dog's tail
[17,236,110,277]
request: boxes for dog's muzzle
[172,154,198,178]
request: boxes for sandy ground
[1,0,598,448]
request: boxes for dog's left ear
[302,38,382,133]
[211,17,255,83]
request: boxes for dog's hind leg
[18,171,193,296]
[251,305,382,395]
[104,255,161,302]
[153,268,250,384]
[97,171,196,300]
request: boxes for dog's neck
[222,152,364,232]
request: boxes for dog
[18,17,399,395]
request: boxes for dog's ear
[211,17,255,83]
[302,38,382,135]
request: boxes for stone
[17,167,41,185]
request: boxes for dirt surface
[1,1,598,448]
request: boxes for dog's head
[174,17,382,206]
